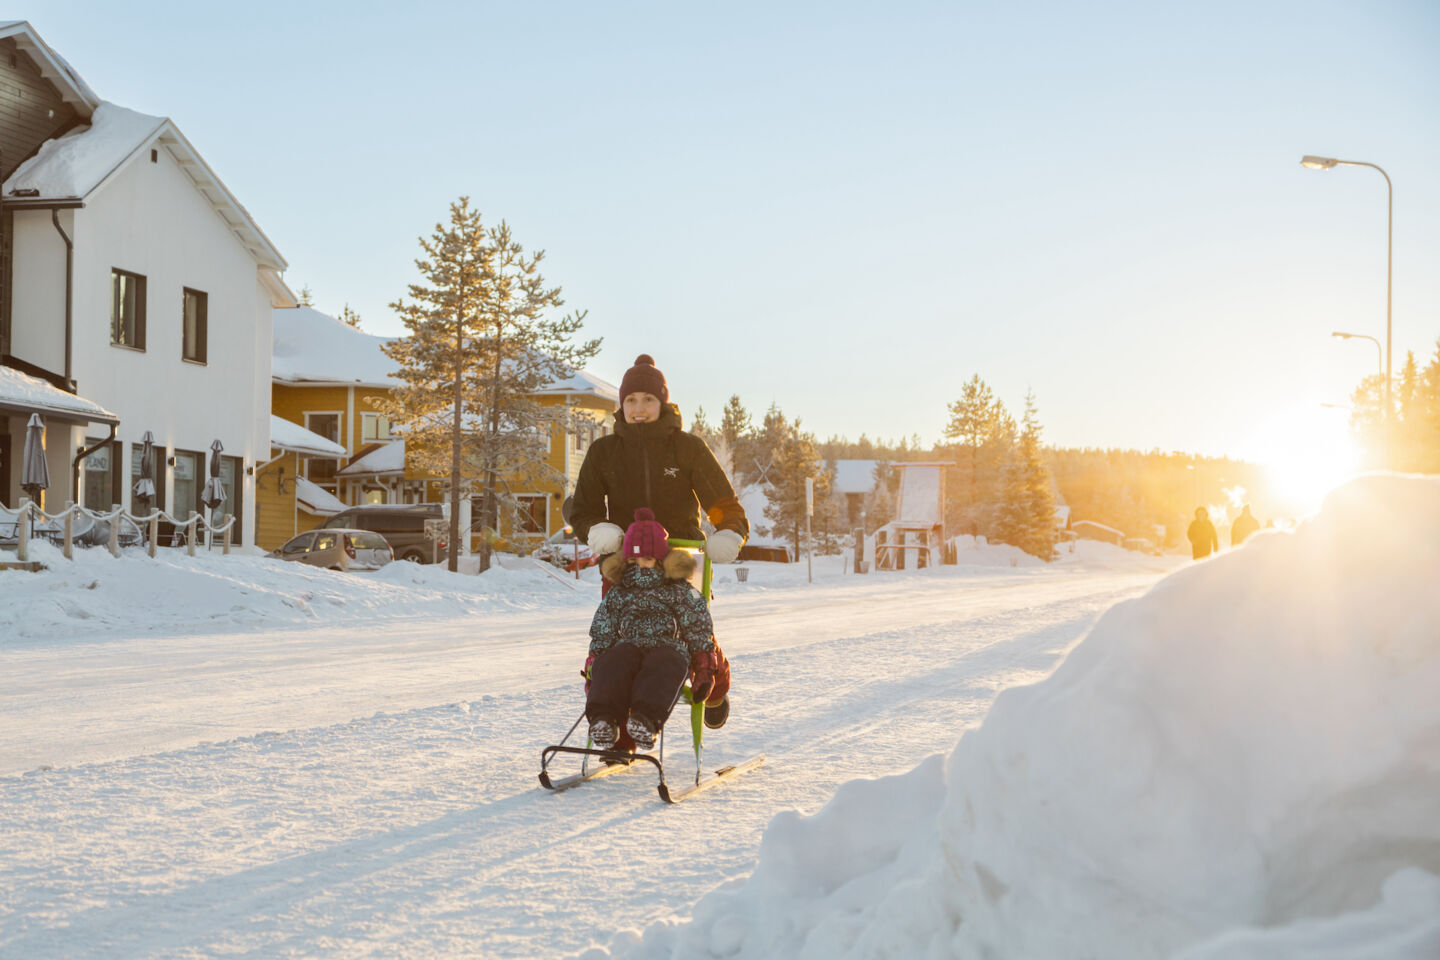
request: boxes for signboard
[424,518,448,541]
[85,446,110,472]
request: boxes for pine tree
[994,392,1058,560]
[719,396,757,486]
[375,197,599,573]
[337,304,363,330]
[297,285,315,306]
[761,415,831,558]
[943,375,1009,537]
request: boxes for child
[584,508,723,750]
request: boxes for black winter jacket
[570,403,748,545]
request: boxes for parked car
[532,529,593,568]
[268,529,393,571]
[319,504,446,563]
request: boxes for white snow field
[1,476,1434,959]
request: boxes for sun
[1246,405,1361,515]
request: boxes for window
[361,413,390,443]
[515,494,547,535]
[82,439,122,510]
[111,269,146,349]
[305,413,342,489]
[282,533,314,555]
[214,455,243,543]
[171,450,203,519]
[130,441,166,514]
[182,288,207,363]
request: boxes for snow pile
[0,540,597,644]
[599,475,1440,959]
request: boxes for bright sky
[31,0,1440,463]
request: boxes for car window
[315,534,337,550]
[351,532,388,549]
[282,534,314,554]
[323,515,351,529]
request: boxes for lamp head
[1331,331,1351,339]
[1301,155,1339,170]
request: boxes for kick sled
[538,538,765,803]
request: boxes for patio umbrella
[202,439,227,550]
[21,413,49,505]
[133,430,156,513]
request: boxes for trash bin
[735,567,749,582]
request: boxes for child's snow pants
[586,642,687,728]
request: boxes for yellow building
[258,307,617,552]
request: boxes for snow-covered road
[0,555,1171,958]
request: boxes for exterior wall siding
[0,38,79,179]
[7,138,274,543]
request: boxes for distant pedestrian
[1187,507,1219,560]
[1230,504,1259,548]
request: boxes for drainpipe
[73,424,118,507]
[50,209,73,384]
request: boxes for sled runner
[538,538,765,803]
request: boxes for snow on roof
[3,102,163,201]
[0,365,118,424]
[1072,519,1124,537]
[269,415,345,457]
[832,459,880,495]
[272,307,398,387]
[273,307,616,401]
[338,441,405,477]
[295,476,346,516]
[530,367,619,403]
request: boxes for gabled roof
[530,367,620,403]
[273,307,399,387]
[295,476,346,516]
[2,102,287,272]
[0,22,100,117]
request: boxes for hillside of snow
[595,475,1440,959]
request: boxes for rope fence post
[17,496,30,563]
[222,520,231,556]
[64,500,75,559]
[186,511,197,558]
[108,503,121,558]
[148,513,158,559]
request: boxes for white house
[0,22,293,546]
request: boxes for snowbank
[0,540,598,645]
[598,475,1440,959]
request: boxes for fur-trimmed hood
[599,548,697,585]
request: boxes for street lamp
[1330,331,1383,379]
[1301,155,1393,468]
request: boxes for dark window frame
[182,287,207,364]
[110,268,147,350]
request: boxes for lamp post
[1301,155,1392,468]
[1330,331,1383,379]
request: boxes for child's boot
[626,713,657,751]
[588,718,618,749]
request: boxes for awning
[0,365,119,425]
[270,414,345,458]
[295,475,346,516]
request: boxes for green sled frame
[538,537,766,803]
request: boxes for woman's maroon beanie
[619,354,668,405]
[622,507,670,561]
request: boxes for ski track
[0,569,1161,959]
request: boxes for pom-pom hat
[622,507,670,561]
[619,354,668,406]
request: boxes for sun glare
[1245,406,1361,515]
